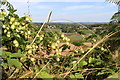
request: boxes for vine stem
[59,63,120,76]
[18,71,33,79]
[63,30,120,78]
[33,62,49,79]
[30,11,52,45]
[9,68,17,78]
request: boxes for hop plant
[10,17,15,22]
[11,24,15,29]
[13,40,19,47]
[24,14,32,22]
[2,25,6,28]
[6,31,11,37]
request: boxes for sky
[7,0,118,22]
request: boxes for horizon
[32,21,109,23]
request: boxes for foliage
[106,0,120,5]
[0,0,14,9]
[110,12,120,24]
[2,50,23,69]
[106,0,120,24]
[1,0,120,80]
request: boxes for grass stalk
[63,30,120,78]
[30,11,52,45]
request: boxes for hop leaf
[7,58,21,69]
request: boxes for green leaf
[89,57,95,63]
[7,58,21,69]
[70,74,77,80]
[0,48,2,55]
[18,49,21,54]
[78,60,88,68]
[82,61,87,66]
[1,62,7,68]
[2,51,11,59]
[2,51,5,57]
[107,72,119,78]
[5,51,11,56]
[7,58,13,67]
[70,74,76,78]
[10,53,24,58]
[75,73,84,79]
[7,9,17,13]
[10,50,24,58]
[37,71,54,78]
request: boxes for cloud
[65,5,104,10]
[9,0,105,2]
[65,5,94,10]
[51,12,114,22]
[106,3,117,7]
[6,0,116,22]
[36,5,55,9]
[37,5,49,9]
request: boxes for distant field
[44,28,94,43]
[67,35,85,43]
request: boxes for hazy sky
[8,0,117,22]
